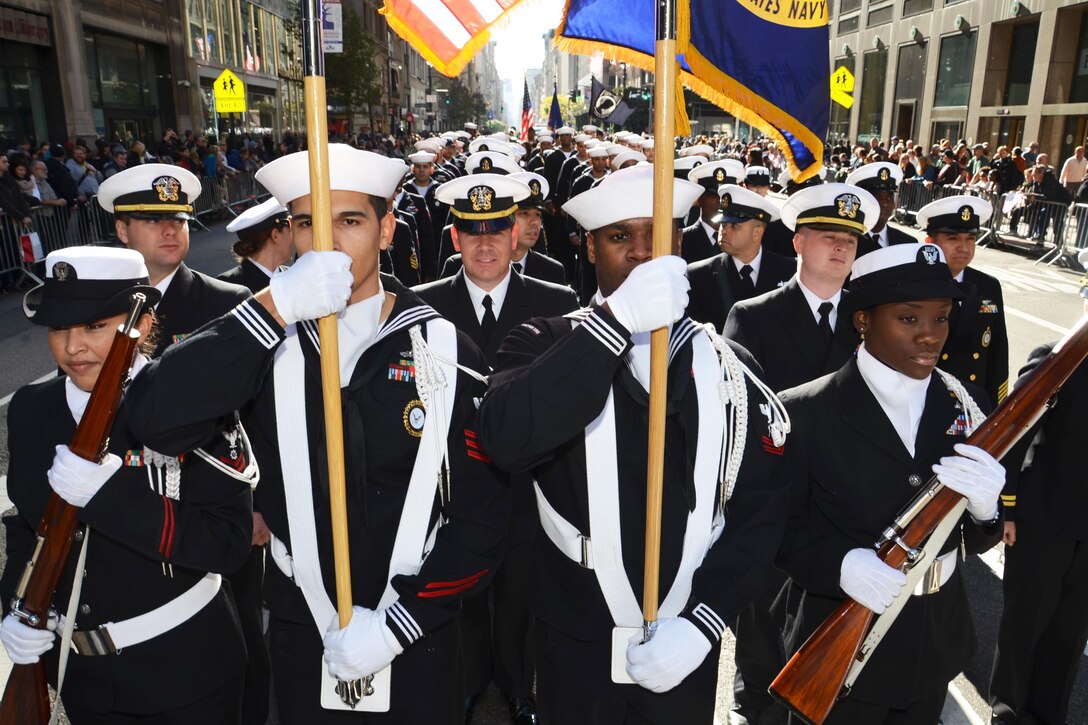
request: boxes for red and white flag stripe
[383,0,522,77]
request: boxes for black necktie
[818,301,834,345]
[738,264,756,298]
[481,294,497,340]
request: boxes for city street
[0,218,1084,723]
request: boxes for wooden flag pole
[300,0,361,706]
[643,0,678,641]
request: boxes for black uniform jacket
[155,263,251,356]
[388,215,422,287]
[724,278,859,392]
[681,221,718,265]
[777,360,1002,707]
[439,249,566,287]
[477,307,790,645]
[1000,344,1088,540]
[687,251,797,333]
[856,224,917,259]
[939,266,1010,407]
[1,377,252,714]
[217,257,271,295]
[761,219,796,258]
[397,189,435,279]
[126,276,509,650]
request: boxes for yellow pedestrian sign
[831,65,854,109]
[214,69,247,114]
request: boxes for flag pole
[301,0,364,707]
[643,0,677,642]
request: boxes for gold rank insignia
[982,326,992,347]
[153,176,181,202]
[53,261,72,281]
[960,205,973,222]
[403,399,426,437]
[470,185,494,212]
[530,179,541,196]
[879,167,889,181]
[835,193,861,219]
[714,168,726,183]
[480,157,492,171]
[409,249,419,270]
[721,193,732,208]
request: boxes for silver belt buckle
[924,558,943,594]
[70,627,117,656]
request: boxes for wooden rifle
[0,293,148,725]
[769,315,1088,725]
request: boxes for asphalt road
[0,218,1084,724]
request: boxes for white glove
[269,250,353,325]
[47,445,121,508]
[322,605,404,681]
[839,548,907,614]
[625,617,711,693]
[0,613,56,664]
[933,443,1005,521]
[603,256,689,334]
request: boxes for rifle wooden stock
[0,297,146,725]
[770,315,1088,725]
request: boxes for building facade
[831,0,1088,162]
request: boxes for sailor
[682,159,746,264]
[761,166,826,259]
[777,243,1004,724]
[97,163,251,356]
[742,165,772,196]
[917,195,1009,406]
[436,150,521,273]
[846,162,915,258]
[125,144,509,723]
[477,165,791,724]
[0,247,255,723]
[219,197,292,294]
[397,150,439,280]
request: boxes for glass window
[858,48,888,140]
[84,33,101,104]
[895,42,926,100]
[838,15,859,34]
[1004,22,1037,105]
[187,0,205,61]
[1071,13,1088,103]
[934,31,975,106]
[868,5,893,27]
[840,0,862,13]
[205,0,220,63]
[903,0,932,16]
[97,34,143,106]
[219,0,236,68]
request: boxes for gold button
[941,353,949,360]
[969,374,977,381]
[973,353,980,360]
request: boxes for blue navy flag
[556,0,829,180]
[548,82,563,130]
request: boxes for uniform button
[969,374,977,381]
[941,353,949,361]
[973,352,980,360]
[908,474,923,487]
[79,604,91,615]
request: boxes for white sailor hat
[508,144,526,161]
[612,150,646,170]
[573,133,592,144]
[780,182,879,235]
[587,146,609,159]
[846,162,903,193]
[688,159,745,192]
[255,144,407,206]
[97,163,201,219]
[582,124,600,134]
[415,137,445,153]
[24,246,161,327]
[613,130,630,139]
[627,136,645,148]
[744,165,772,187]
[435,173,531,233]
[440,131,460,141]
[510,171,548,210]
[640,138,655,149]
[226,197,289,235]
[537,133,554,143]
[680,144,714,158]
[714,184,778,224]
[464,122,478,131]
[465,150,521,175]
[916,195,992,234]
[563,165,703,231]
[556,126,576,136]
[843,243,967,314]
[778,165,828,191]
[408,150,437,165]
[605,144,628,156]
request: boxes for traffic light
[444,97,450,105]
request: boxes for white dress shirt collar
[463,268,513,324]
[152,267,180,308]
[250,258,276,279]
[797,277,843,330]
[856,343,931,457]
[731,247,764,285]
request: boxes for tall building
[831,0,1088,162]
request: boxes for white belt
[534,481,593,568]
[911,550,957,596]
[63,572,221,655]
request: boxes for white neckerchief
[732,246,764,287]
[153,267,180,307]
[627,326,674,392]
[856,343,930,457]
[65,354,150,424]
[463,268,512,324]
[336,284,385,383]
[250,259,276,279]
[412,181,432,196]
[797,278,843,330]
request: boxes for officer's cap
[673,156,706,179]
[97,164,201,220]
[469,137,512,157]
[226,197,289,236]
[435,173,530,234]
[846,162,903,193]
[612,150,647,171]
[916,195,992,235]
[744,165,772,187]
[465,151,520,175]
[24,247,161,327]
[778,165,827,193]
[780,182,879,234]
[255,145,406,206]
[714,184,778,225]
[688,159,745,193]
[510,171,548,211]
[563,165,703,231]
[844,243,967,314]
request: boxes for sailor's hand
[47,445,121,508]
[625,617,711,693]
[839,548,907,614]
[268,250,353,326]
[0,613,56,664]
[934,443,1005,522]
[323,605,403,681]
[604,256,689,334]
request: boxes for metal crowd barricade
[192,170,268,230]
[895,180,941,225]
[0,212,43,288]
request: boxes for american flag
[381,0,524,77]
[519,79,534,142]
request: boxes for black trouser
[731,568,789,724]
[989,518,1088,724]
[796,688,945,725]
[543,213,576,283]
[269,614,464,724]
[227,545,271,725]
[535,619,720,725]
[63,672,244,724]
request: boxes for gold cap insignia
[153,176,181,203]
[469,185,494,212]
[835,193,861,219]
